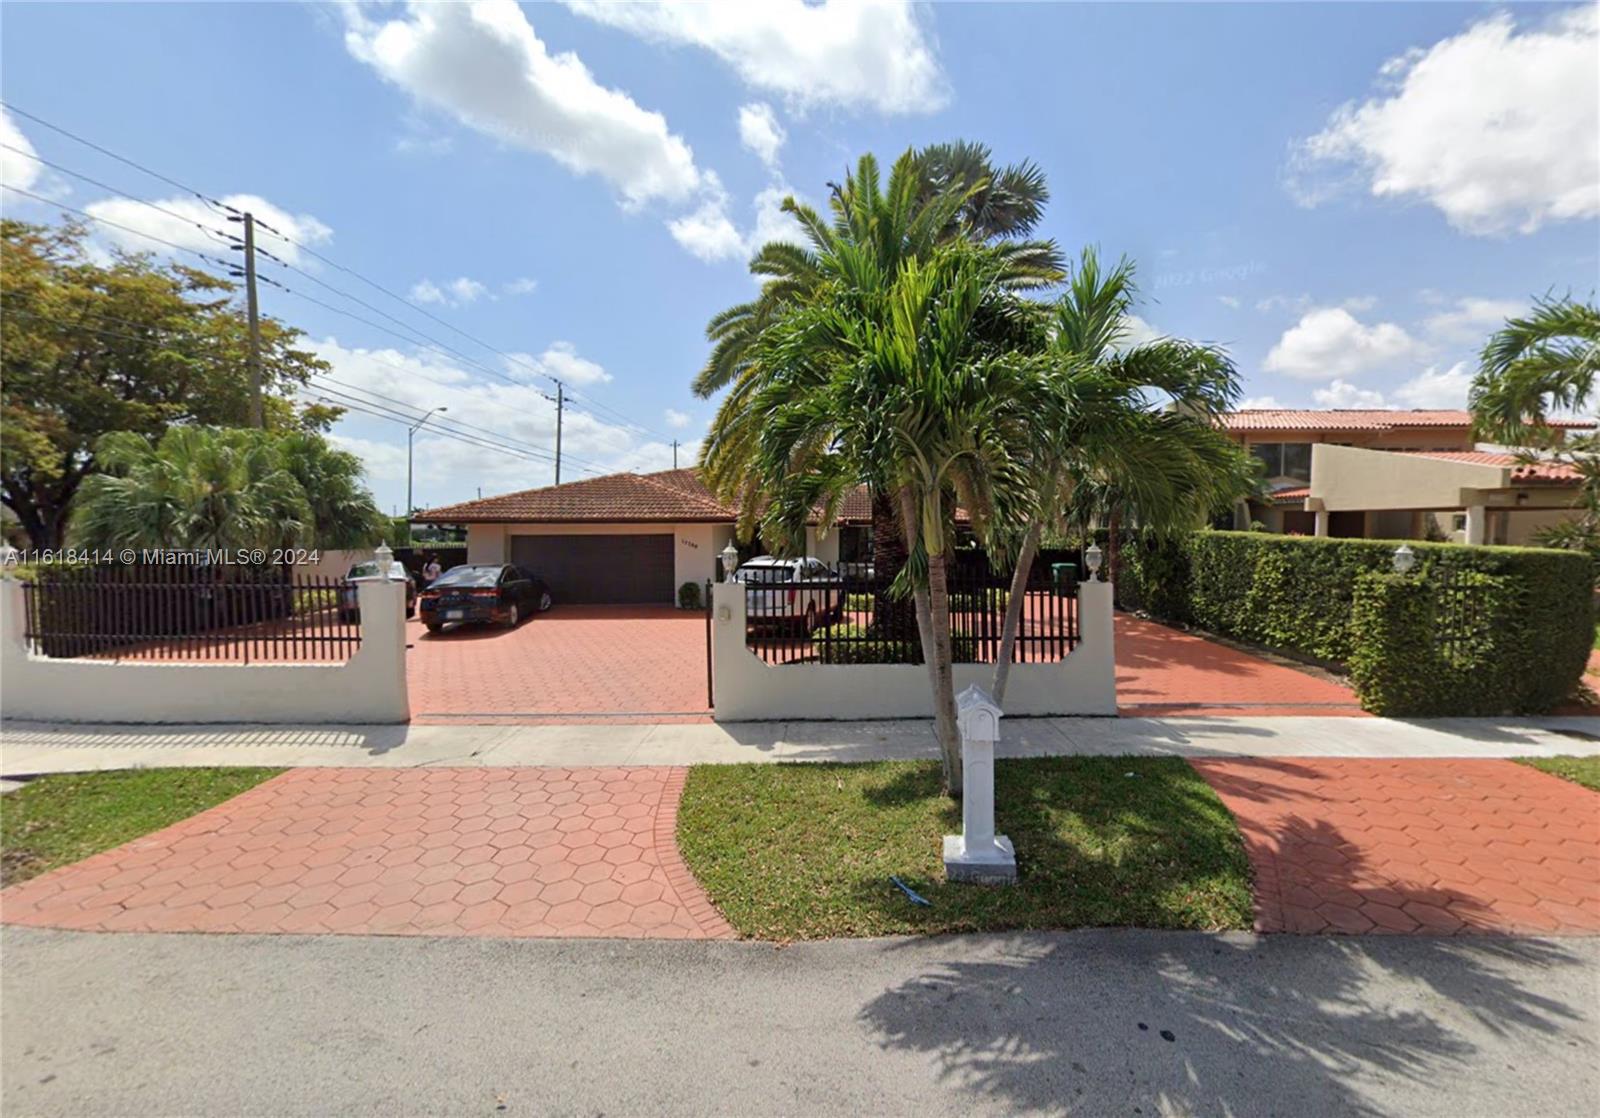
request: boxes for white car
[736,556,844,632]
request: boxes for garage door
[510,534,675,604]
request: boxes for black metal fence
[742,563,1079,666]
[1431,570,1498,668]
[21,564,362,663]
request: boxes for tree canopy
[1,219,337,547]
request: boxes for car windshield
[738,564,793,584]
[430,566,500,589]
[347,561,404,579]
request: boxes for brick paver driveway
[0,768,733,940]
[1116,614,1363,716]
[1195,758,1600,935]
[407,605,710,722]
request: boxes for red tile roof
[419,469,736,523]
[1396,450,1583,483]
[420,469,893,525]
[1269,486,1310,504]
[1222,408,1593,432]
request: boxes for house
[1224,408,1591,545]
[416,469,876,604]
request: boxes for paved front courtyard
[1195,758,1600,935]
[406,605,711,723]
[0,767,732,940]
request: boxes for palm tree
[985,250,1250,703]
[71,426,383,552]
[694,144,1063,597]
[1470,295,1600,440]
[740,239,1039,795]
[1470,295,1600,558]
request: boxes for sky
[2,1,1596,516]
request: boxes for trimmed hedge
[814,622,981,665]
[1120,530,1593,715]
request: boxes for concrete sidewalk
[4,715,1598,774]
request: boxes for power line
[1,183,236,269]
[0,107,677,440]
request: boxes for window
[1249,442,1313,482]
[1451,514,1467,532]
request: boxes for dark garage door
[510,534,675,605]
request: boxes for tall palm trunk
[1105,507,1121,598]
[868,487,915,633]
[897,485,963,796]
[925,548,964,798]
[991,519,1042,705]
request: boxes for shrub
[677,581,703,610]
[1124,530,1593,715]
[812,623,982,665]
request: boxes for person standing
[422,554,442,587]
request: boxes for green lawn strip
[1515,755,1600,794]
[1,768,284,887]
[677,757,1252,940]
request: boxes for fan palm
[985,250,1250,702]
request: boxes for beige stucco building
[1226,409,1590,546]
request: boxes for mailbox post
[943,685,1017,884]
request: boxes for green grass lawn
[1516,755,1600,793]
[677,757,1253,940]
[1,768,283,887]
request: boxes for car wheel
[425,622,444,635]
[405,604,416,619]
[538,591,553,612]
[504,603,520,629]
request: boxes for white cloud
[1422,296,1525,343]
[1263,307,1425,380]
[1118,314,1164,349]
[1290,7,1599,235]
[1391,362,1475,409]
[1256,293,1375,315]
[343,0,707,210]
[1238,395,1285,410]
[410,276,490,307]
[305,337,651,508]
[1218,295,1241,310]
[671,179,809,263]
[511,340,612,386]
[664,408,690,429]
[1312,379,1388,408]
[564,0,947,114]
[83,193,332,266]
[503,276,538,296]
[1298,364,1475,411]
[0,107,42,192]
[738,102,786,169]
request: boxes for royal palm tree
[985,250,1250,703]
[740,239,1040,795]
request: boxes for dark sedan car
[418,564,552,634]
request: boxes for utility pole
[672,440,679,469]
[554,382,564,485]
[407,406,448,537]
[242,212,263,428]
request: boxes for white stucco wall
[0,578,409,724]
[709,580,1116,721]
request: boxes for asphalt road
[3,926,1596,1117]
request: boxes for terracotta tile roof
[1269,486,1310,504]
[1222,408,1593,432]
[421,469,965,527]
[1396,450,1583,483]
[419,469,736,523]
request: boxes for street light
[1084,542,1103,577]
[721,541,740,582]
[1392,543,1417,575]
[406,406,448,537]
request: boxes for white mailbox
[944,684,1017,884]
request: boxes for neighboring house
[1225,409,1592,545]
[416,469,877,605]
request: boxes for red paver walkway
[407,606,710,723]
[1116,614,1364,717]
[0,767,733,940]
[1194,758,1600,935]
